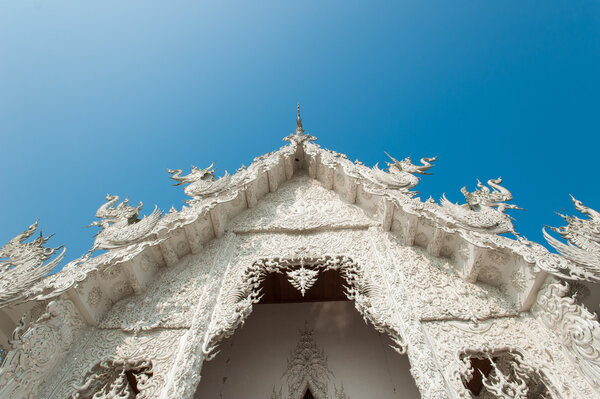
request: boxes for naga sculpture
[167,162,231,201]
[543,196,600,282]
[0,221,65,307]
[368,153,437,192]
[88,195,162,251]
[441,177,521,234]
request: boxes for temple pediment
[1,106,600,399]
[230,174,376,234]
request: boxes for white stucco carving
[543,195,600,282]
[0,298,86,399]
[167,163,232,202]
[283,326,334,399]
[88,194,162,251]
[534,281,600,390]
[0,221,65,307]
[441,177,520,235]
[0,106,599,399]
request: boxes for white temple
[1,106,600,398]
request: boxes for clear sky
[0,1,599,268]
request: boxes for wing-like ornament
[365,153,437,193]
[0,221,65,307]
[168,163,232,201]
[542,196,600,282]
[440,178,520,235]
[89,195,162,251]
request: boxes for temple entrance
[193,270,420,399]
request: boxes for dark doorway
[303,389,314,399]
[259,269,348,303]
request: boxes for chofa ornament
[543,195,600,283]
[369,152,437,192]
[88,194,162,251]
[167,162,232,201]
[441,177,521,234]
[0,221,65,307]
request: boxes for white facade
[0,108,599,398]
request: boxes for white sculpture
[88,194,162,251]
[0,221,65,307]
[441,177,521,234]
[0,106,598,399]
[167,163,232,202]
[543,195,600,282]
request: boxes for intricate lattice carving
[88,195,162,251]
[0,221,65,307]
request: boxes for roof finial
[296,102,304,135]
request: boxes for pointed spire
[295,102,304,135]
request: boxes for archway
[194,258,421,399]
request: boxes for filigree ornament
[367,153,437,193]
[535,282,600,389]
[479,355,529,399]
[0,299,85,399]
[71,358,153,399]
[88,194,162,251]
[202,253,410,370]
[284,327,333,399]
[286,264,319,296]
[441,177,521,234]
[167,162,232,201]
[0,221,65,307]
[543,196,600,282]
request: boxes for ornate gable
[1,106,600,399]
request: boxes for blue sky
[0,1,599,267]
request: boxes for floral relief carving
[534,282,600,390]
[425,316,595,398]
[100,235,233,331]
[40,328,184,399]
[230,175,375,233]
[0,298,86,399]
